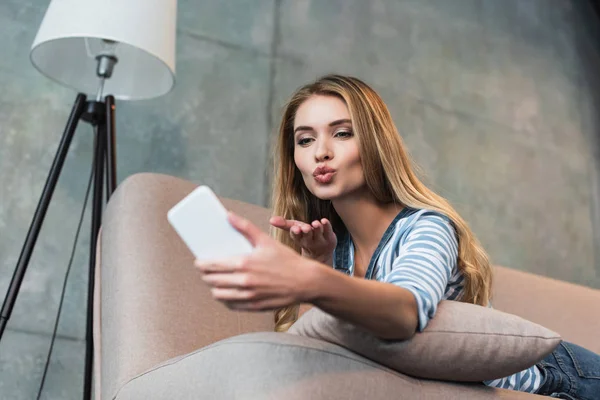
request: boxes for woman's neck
[332,192,403,258]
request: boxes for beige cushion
[288,300,561,382]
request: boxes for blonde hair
[269,75,493,332]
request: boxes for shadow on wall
[574,1,600,277]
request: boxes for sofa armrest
[97,173,274,400]
[115,332,545,400]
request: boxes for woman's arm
[196,211,452,340]
[300,212,458,341]
[302,262,419,340]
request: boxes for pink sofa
[93,173,600,399]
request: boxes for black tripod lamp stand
[0,0,177,399]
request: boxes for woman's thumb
[322,219,336,239]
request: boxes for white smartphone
[167,185,254,261]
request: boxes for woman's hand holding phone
[269,216,337,267]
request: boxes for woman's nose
[315,140,333,161]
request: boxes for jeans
[535,341,600,400]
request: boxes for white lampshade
[30,0,177,100]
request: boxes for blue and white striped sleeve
[383,212,459,332]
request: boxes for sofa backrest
[491,265,600,353]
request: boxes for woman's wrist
[301,249,333,267]
[297,259,330,303]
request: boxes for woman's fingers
[283,219,309,235]
[289,226,300,240]
[269,216,301,231]
[271,216,333,246]
[269,216,292,230]
[321,218,334,239]
[270,216,312,233]
[311,220,324,237]
[299,223,314,242]
[290,224,310,242]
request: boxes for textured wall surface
[0,0,599,398]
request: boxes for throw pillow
[287,300,561,382]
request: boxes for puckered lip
[313,166,336,176]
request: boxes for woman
[196,75,600,399]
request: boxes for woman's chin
[310,186,340,201]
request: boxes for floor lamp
[0,1,177,398]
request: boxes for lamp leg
[105,95,117,197]
[83,95,116,400]
[83,119,107,400]
[0,94,88,340]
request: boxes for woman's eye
[297,138,312,146]
[335,130,352,138]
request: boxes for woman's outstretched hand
[195,212,318,311]
[269,216,337,266]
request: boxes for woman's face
[293,95,366,201]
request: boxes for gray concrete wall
[0,0,599,398]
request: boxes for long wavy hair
[269,74,493,332]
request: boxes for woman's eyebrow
[329,118,351,127]
[294,125,312,134]
[294,118,352,135]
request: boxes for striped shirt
[332,207,543,394]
